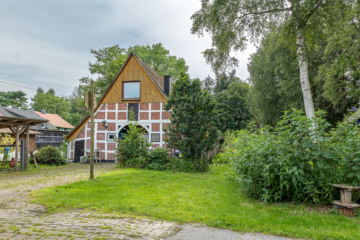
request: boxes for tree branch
[303,1,322,25]
[235,8,292,21]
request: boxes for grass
[32,166,360,240]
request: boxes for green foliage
[128,43,189,83]
[201,75,215,94]
[32,146,67,165]
[316,1,360,111]
[164,72,219,172]
[115,110,151,168]
[60,139,68,158]
[215,81,252,132]
[213,70,239,94]
[0,91,28,109]
[247,17,353,126]
[147,148,170,170]
[225,109,360,204]
[31,88,81,127]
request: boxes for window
[123,82,140,99]
[151,133,160,142]
[107,133,115,141]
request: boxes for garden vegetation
[217,109,360,205]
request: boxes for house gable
[66,53,167,141]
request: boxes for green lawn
[32,166,360,240]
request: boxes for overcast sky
[0,0,256,101]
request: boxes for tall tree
[0,91,28,109]
[191,0,334,119]
[201,75,215,94]
[247,17,350,126]
[316,0,360,112]
[164,72,219,172]
[215,81,252,132]
[31,88,80,126]
[214,70,239,93]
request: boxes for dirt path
[0,164,177,240]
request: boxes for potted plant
[80,156,89,164]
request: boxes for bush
[165,156,182,171]
[224,109,360,205]
[147,148,170,170]
[115,110,151,168]
[31,145,67,165]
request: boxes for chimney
[41,110,46,114]
[164,75,171,96]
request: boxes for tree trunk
[296,26,315,119]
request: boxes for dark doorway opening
[74,140,85,163]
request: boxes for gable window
[123,82,140,99]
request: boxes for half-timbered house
[66,52,172,162]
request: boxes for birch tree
[191,0,333,119]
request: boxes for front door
[74,140,85,163]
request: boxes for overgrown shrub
[225,109,360,204]
[115,110,151,168]
[147,148,170,170]
[31,145,67,165]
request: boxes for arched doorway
[118,125,149,142]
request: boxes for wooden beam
[15,125,19,171]
[5,120,19,123]
[0,145,15,147]
[25,126,29,170]
[8,126,15,134]
[0,122,38,126]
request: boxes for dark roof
[133,53,166,94]
[0,107,13,117]
[5,108,46,120]
[0,107,48,123]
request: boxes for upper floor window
[123,82,140,99]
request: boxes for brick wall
[140,112,149,120]
[107,143,116,151]
[118,112,126,120]
[108,123,115,131]
[152,123,160,132]
[108,103,116,110]
[162,111,171,119]
[97,142,105,150]
[140,103,149,110]
[95,112,105,119]
[118,103,127,110]
[97,132,105,140]
[72,102,172,161]
[151,103,161,110]
[107,112,116,120]
[151,112,160,120]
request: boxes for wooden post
[25,126,29,170]
[15,125,19,171]
[90,80,95,179]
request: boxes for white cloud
[0,0,256,102]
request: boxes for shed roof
[5,108,46,120]
[0,107,48,124]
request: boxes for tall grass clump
[224,109,360,204]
